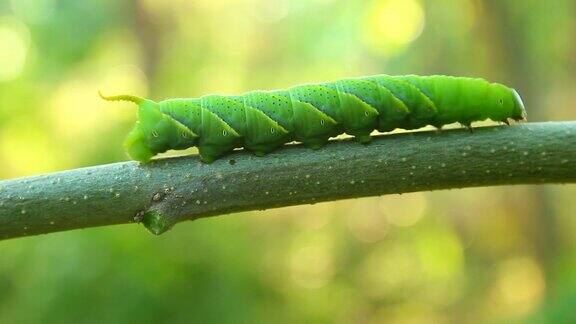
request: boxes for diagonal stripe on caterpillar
[100,74,527,163]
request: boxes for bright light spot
[416,227,464,280]
[345,199,389,243]
[415,226,465,305]
[380,193,427,226]
[288,204,333,229]
[50,81,110,139]
[290,238,335,289]
[492,257,545,315]
[372,304,443,324]
[359,243,417,297]
[0,17,30,81]
[50,65,147,142]
[253,0,290,22]
[362,0,425,55]
[0,119,63,177]
[175,0,241,11]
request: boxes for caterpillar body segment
[101,74,527,163]
[364,75,438,129]
[322,78,410,133]
[276,85,380,143]
[396,75,526,127]
[123,99,199,162]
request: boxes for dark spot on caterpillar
[229,159,236,165]
[152,131,159,138]
[222,130,228,136]
[499,99,503,105]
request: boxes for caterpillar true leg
[459,122,473,133]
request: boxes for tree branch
[0,121,575,240]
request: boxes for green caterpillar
[100,74,526,163]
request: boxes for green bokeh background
[0,0,575,322]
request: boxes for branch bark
[0,121,575,240]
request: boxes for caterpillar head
[100,92,198,162]
[486,84,527,123]
[511,89,527,121]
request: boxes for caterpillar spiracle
[100,74,527,163]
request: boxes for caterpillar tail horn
[98,91,146,105]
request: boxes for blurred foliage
[0,0,575,322]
